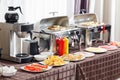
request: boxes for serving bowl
[2,70,17,77]
[34,55,48,61]
[40,52,53,56]
[0,66,17,77]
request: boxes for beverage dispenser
[0,22,34,63]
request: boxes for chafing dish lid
[40,16,69,29]
[74,13,97,24]
[39,16,78,35]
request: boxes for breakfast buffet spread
[1,42,120,80]
[1,14,120,80]
[1,40,120,76]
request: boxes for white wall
[94,0,103,23]
[89,0,95,13]
[114,0,120,41]
[24,0,67,23]
[0,0,24,22]
[94,0,117,41]
[67,0,74,24]
[0,0,68,23]
[103,0,115,41]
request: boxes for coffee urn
[0,22,34,63]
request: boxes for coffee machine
[0,22,34,63]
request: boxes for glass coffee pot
[5,6,23,23]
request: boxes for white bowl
[34,55,48,61]
[2,70,17,77]
[0,66,17,77]
[40,52,53,56]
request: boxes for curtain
[74,0,81,15]
[74,0,90,15]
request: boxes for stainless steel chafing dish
[74,13,111,47]
[34,16,80,53]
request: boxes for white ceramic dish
[99,45,118,51]
[83,52,95,57]
[34,55,48,61]
[74,52,95,58]
[20,66,52,73]
[40,52,53,56]
[85,47,107,53]
[0,66,17,77]
[62,54,86,62]
[39,61,69,67]
[1,70,17,77]
[68,56,85,62]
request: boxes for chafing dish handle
[33,30,51,35]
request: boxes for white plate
[39,61,69,67]
[85,47,107,53]
[83,52,95,57]
[20,65,52,73]
[99,45,118,51]
[62,54,86,62]
[74,52,95,58]
[67,56,85,62]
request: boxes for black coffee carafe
[29,40,39,55]
[5,6,23,23]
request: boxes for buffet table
[75,48,120,80]
[0,60,76,80]
[0,48,120,80]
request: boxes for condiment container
[56,37,69,56]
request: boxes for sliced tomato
[40,65,48,68]
[24,65,36,71]
[31,63,48,68]
[24,63,48,72]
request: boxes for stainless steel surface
[40,16,69,29]
[74,13,97,24]
[68,30,81,50]
[85,29,92,47]
[15,32,28,38]
[13,24,28,38]
[13,23,33,38]
[39,16,70,44]
[74,13,111,47]
[34,16,81,53]
[0,22,33,63]
[74,13,97,47]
